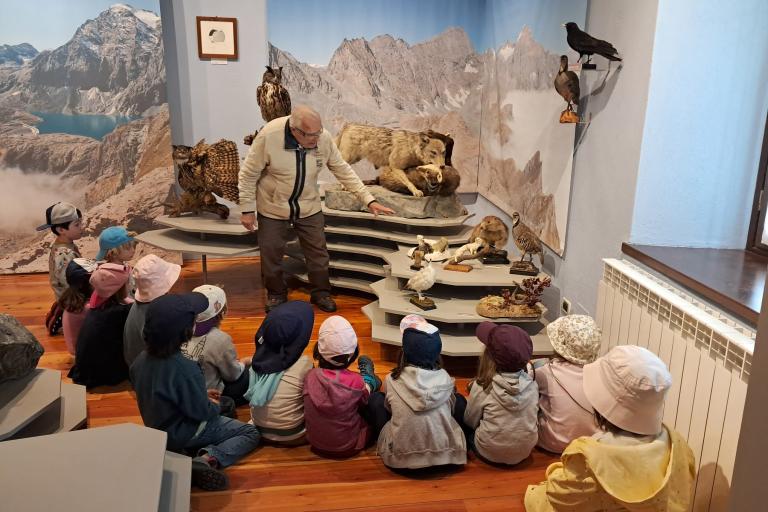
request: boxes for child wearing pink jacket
[533,315,601,453]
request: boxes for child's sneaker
[358,355,381,392]
[191,456,229,491]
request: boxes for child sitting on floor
[533,315,601,453]
[303,315,381,458]
[38,202,83,335]
[248,301,314,445]
[375,315,467,470]
[68,263,133,388]
[123,254,181,367]
[465,322,539,465]
[96,226,137,295]
[131,293,261,491]
[59,258,97,355]
[182,285,251,405]
[524,345,696,511]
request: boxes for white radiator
[597,259,756,512]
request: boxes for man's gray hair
[289,105,321,130]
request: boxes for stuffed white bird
[405,260,436,301]
[450,237,485,264]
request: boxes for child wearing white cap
[181,285,251,404]
[39,201,83,335]
[303,315,381,458]
[525,345,696,511]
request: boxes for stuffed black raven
[563,22,621,64]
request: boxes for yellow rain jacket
[525,425,696,511]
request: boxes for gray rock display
[325,184,467,219]
[0,314,44,382]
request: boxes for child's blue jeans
[184,416,260,467]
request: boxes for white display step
[284,258,376,293]
[156,213,252,235]
[323,204,474,227]
[371,278,544,324]
[326,241,397,258]
[160,450,192,512]
[136,228,257,256]
[362,302,553,357]
[386,246,547,287]
[324,223,474,246]
[285,248,387,277]
[0,369,61,441]
[10,382,87,439]
[0,423,169,512]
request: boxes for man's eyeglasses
[292,125,322,138]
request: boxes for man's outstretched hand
[368,201,395,217]
[240,212,257,231]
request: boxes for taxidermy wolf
[366,164,461,197]
[335,124,447,196]
[168,139,240,219]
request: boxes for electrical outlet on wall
[561,298,571,315]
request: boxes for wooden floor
[0,257,557,511]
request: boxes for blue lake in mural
[31,112,135,140]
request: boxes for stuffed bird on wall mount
[554,55,580,113]
[257,65,291,123]
[563,22,622,66]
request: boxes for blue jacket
[130,351,219,450]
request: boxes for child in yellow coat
[525,345,696,511]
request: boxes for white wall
[630,0,768,248]
[159,0,267,153]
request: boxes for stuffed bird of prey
[563,22,622,65]
[257,66,291,123]
[554,55,580,112]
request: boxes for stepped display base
[0,369,61,441]
[156,213,252,235]
[0,424,168,512]
[363,302,553,356]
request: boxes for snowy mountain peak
[517,25,534,43]
[108,3,160,28]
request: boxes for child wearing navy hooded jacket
[130,293,261,491]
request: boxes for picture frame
[196,16,238,60]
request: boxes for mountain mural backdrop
[269,25,574,254]
[0,3,176,274]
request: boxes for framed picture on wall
[196,16,238,59]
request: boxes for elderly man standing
[239,105,394,313]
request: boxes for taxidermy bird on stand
[405,261,437,311]
[555,55,581,123]
[563,22,621,69]
[257,66,291,123]
[509,212,544,276]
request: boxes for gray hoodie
[377,366,467,469]
[464,371,539,464]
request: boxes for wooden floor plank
[0,256,557,511]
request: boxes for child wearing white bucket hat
[181,285,251,404]
[525,345,696,512]
[534,315,601,453]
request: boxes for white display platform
[324,223,474,245]
[371,278,545,324]
[0,423,167,512]
[156,213,252,235]
[160,451,192,512]
[10,382,87,439]
[362,302,552,356]
[0,368,61,441]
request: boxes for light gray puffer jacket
[464,371,539,464]
[377,367,467,469]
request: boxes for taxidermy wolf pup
[369,164,460,197]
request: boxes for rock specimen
[0,314,44,382]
